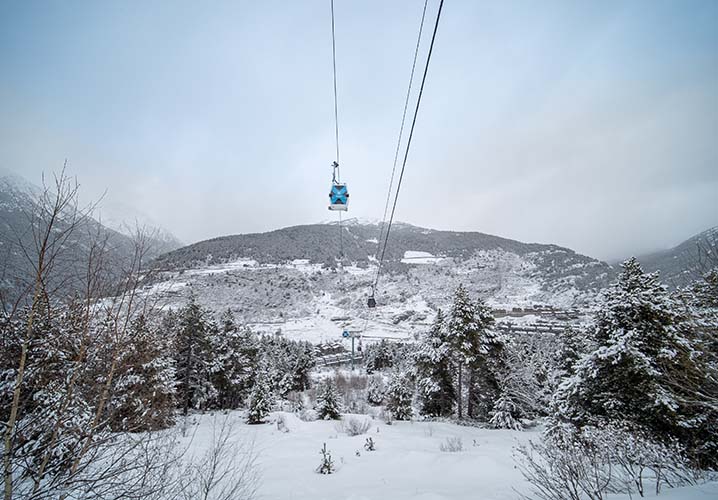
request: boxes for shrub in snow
[177,416,260,500]
[316,443,335,474]
[385,372,414,421]
[338,416,371,436]
[489,393,522,431]
[439,436,463,453]
[276,413,290,433]
[316,380,342,420]
[298,408,318,422]
[515,434,610,500]
[364,437,376,451]
[515,423,697,500]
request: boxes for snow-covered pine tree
[366,375,385,406]
[210,308,253,409]
[1,301,97,486]
[413,309,455,417]
[489,391,522,430]
[385,371,413,421]
[259,335,315,397]
[290,342,316,392]
[446,284,502,420]
[246,358,274,424]
[174,297,217,414]
[110,314,176,431]
[365,340,393,373]
[315,379,342,420]
[551,258,701,454]
[671,270,718,466]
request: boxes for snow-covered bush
[515,423,697,500]
[338,417,371,436]
[176,416,260,500]
[515,434,610,500]
[298,408,318,422]
[276,413,290,433]
[439,436,463,453]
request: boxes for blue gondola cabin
[329,183,349,211]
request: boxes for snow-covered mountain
[145,221,613,343]
[637,226,718,287]
[0,172,181,305]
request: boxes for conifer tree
[552,258,699,449]
[671,270,718,465]
[111,314,176,431]
[210,308,252,409]
[246,358,274,424]
[385,371,413,421]
[174,297,216,415]
[446,284,502,419]
[414,310,455,417]
[316,379,342,420]
[489,391,522,430]
[366,375,385,406]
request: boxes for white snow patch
[401,250,445,265]
[185,259,258,276]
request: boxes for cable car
[328,161,349,211]
[329,183,349,211]
[367,295,376,308]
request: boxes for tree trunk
[457,362,463,419]
[467,367,474,419]
[183,343,193,417]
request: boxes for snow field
[178,412,718,500]
[182,411,534,500]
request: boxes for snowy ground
[183,411,533,500]
[179,412,718,500]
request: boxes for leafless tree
[3,164,93,500]
[2,168,263,500]
[177,415,260,500]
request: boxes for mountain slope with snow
[0,172,182,305]
[143,221,612,343]
[638,226,718,287]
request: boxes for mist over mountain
[637,226,718,287]
[0,172,182,306]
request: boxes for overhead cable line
[330,0,345,263]
[372,0,445,294]
[374,0,430,286]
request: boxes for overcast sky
[1,0,716,261]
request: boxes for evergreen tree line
[397,260,718,469]
[0,296,316,473]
